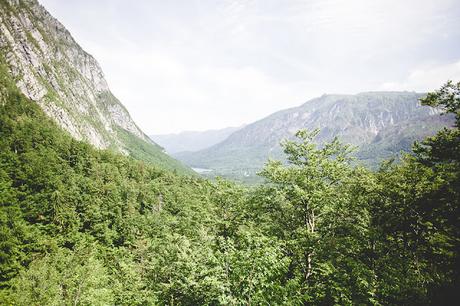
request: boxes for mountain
[176,92,454,182]
[0,0,191,174]
[151,126,243,154]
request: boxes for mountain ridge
[176,91,453,182]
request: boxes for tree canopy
[0,64,458,305]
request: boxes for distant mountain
[0,0,191,174]
[151,126,243,154]
[176,92,454,182]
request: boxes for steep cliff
[0,0,191,173]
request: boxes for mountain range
[150,125,243,154]
[0,0,192,174]
[175,92,454,182]
[0,0,453,183]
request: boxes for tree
[415,80,460,166]
[11,244,113,306]
[371,81,460,304]
[256,129,377,304]
[415,81,459,304]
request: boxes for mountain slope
[176,92,454,181]
[0,0,191,174]
[151,126,243,154]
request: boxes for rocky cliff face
[220,92,443,148]
[0,0,191,173]
[176,92,453,182]
[0,0,150,150]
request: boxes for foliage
[116,126,196,176]
[254,130,377,304]
[11,244,113,306]
[0,67,458,305]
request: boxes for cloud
[40,0,460,133]
[109,56,316,134]
[380,60,460,92]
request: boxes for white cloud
[40,0,460,134]
[380,60,460,92]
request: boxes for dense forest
[1,51,459,305]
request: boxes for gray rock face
[0,0,151,150]
[219,92,443,149]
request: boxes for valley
[0,0,458,305]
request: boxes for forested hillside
[1,44,459,306]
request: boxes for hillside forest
[0,54,459,305]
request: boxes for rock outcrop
[0,0,150,150]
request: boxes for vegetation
[0,60,459,305]
[115,126,195,176]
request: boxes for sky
[39,0,460,135]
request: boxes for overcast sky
[40,0,460,134]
